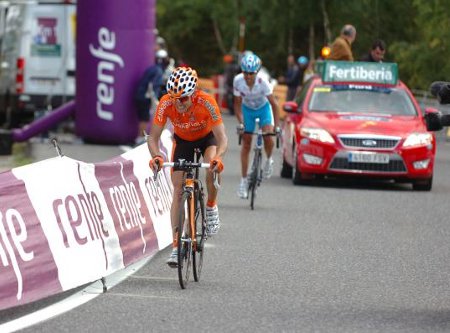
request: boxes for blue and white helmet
[240,53,262,73]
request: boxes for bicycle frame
[183,167,200,252]
[250,126,264,185]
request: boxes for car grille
[329,151,407,173]
[338,135,401,150]
[329,158,407,172]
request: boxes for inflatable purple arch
[76,0,156,144]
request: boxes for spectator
[329,24,357,61]
[302,58,316,83]
[223,53,240,115]
[155,35,167,52]
[283,54,301,101]
[159,52,176,98]
[297,55,308,86]
[134,49,170,142]
[360,39,386,63]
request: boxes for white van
[0,1,76,128]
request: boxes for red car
[281,61,442,191]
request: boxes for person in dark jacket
[283,54,301,101]
[360,39,386,63]
[223,54,240,114]
[135,49,170,140]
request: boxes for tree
[155,0,449,89]
[390,0,450,89]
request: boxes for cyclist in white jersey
[233,52,280,199]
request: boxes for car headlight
[402,133,433,147]
[300,127,335,144]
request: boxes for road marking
[0,256,153,333]
[130,275,177,281]
[97,292,182,300]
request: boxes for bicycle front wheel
[177,192,192,289]
[249,151,262,210]
[193,185,206,282]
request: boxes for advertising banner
[321,61,399,86]
[0,130,173,311]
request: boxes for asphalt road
[5,114,450,332]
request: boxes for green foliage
[156,0,450,89]
[390,0,450,89]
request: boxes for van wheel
[412,177,433,191]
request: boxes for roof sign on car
[321,61,398,86]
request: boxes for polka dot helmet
[240,53,261,73]
[166,67,198,98]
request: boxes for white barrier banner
[0,130,173,311]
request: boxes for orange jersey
[154,90,223,141]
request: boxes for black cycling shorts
[172,132,217,171]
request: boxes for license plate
[348,152,390,164]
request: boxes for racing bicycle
[154,150,219,289]
[238,119,280,210]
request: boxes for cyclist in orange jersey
[148,66,228,267]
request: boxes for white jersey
[233,72,273,110]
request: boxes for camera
[429,81,450,127]
[430,81,450,104]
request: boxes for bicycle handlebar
[160,161,211,169]
[152,160,220,189]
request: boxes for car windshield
[308,85,417,116]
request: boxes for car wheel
[292,147,311,185]
[412,177,433,191]
[280,157,293,178]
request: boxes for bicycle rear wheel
[249,175,256,210]
[177,192,192,289]
[193,184,206,282]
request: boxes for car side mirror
[440,114,450,127]
[424,107,443,131]
[283,101,301,114]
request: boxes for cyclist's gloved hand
[210,156,224,173]
[149,155,164,172]
[236,123,244,134]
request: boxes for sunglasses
[243,72,257,76]
[173,95,191,103]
